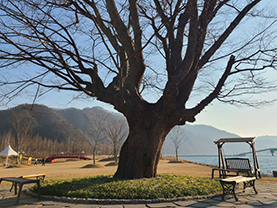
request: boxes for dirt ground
[0,157,213,181]
[0,156,276,184]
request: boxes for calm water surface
[179,154,277,176]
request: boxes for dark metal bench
[0,177,41,204]
[220,176,257,201]
[212,158,253,178]
[9,173,45,192]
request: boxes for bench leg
[14,182,17,195]
[220,181,238,201]
[10,183,14,192]
[232,182,238,201]
[16,183,23,204]
[37,181,41,199]
[253,180,258,194]
[243,180,258,194]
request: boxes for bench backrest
[20,174,46,182]
[225,158,251,170]
[21,174,45,178]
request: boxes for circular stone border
[25,189,221,204]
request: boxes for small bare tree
[169,127,188,161]
[10,108,34,152]
[85,111,108,164]
[0,131,13,150]
[104,118,128,163]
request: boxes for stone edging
[24,189,221,204]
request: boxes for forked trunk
[114,115,173,179]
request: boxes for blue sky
[0,0,277,137]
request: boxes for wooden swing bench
[212,138,261,201]
[212,158,253,178]
[211,158,258,201]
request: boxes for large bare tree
[0,0,277,179]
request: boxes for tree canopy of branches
[0,0,276,179]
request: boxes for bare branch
[198,0,262,69]
[190,55,236,116]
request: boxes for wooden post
[217,142,226,178]
[250,142,260,178]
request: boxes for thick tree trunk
[114,113,173,179]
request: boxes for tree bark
[114,110,173,179]
[175,149,179,161]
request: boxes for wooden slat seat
[220,176,257,201]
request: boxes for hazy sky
[193,100,277,137]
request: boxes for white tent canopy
[0,144,18,166]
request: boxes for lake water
[179,154,277,176]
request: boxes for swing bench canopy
[213,137,261,179]
[214,137,256,144]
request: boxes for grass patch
[104,162,118,166]
[81,164,104,168]
[168,160,186,163]
[33,174,221,199]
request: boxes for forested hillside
[0,104,84,142]
[0,104,126,157]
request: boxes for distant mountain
[56,107,90,132]
[56,106,125,133]
[0,104,276,156]
[30,105,84,142]
[162,124,240,155]
[0,104,124,143]
[163,125,277,155]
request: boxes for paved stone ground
[0,179,277,208]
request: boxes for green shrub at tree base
[33,174,221,199]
